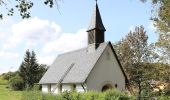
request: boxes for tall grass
[0,77,8,85]
[21,89,134,100]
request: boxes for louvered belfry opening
[87,2,106,49]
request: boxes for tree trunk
[138,83,142,100]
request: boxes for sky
[0,0,158,74]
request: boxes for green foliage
[164,85,170,96]
[21,89,133,100]
[0,85,23,100]
[19,49,47,89]
[9,74,25,91]
[157,96,170,100]
[145,63,170,81]
[104,89,131,100]
[21,91,43,100]
[0,75,8,85]
[0,79,8,85]
[155,32,170,63]
[113,26,149,85]
[141,0,170,33]
[0,0,61,19]
[1,71,17,80]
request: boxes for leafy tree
[113,26,149,98]
[2,71,17,80]
[114,25,170,98]
[145,63,170,82]
[9,73,25,90]
[141,0,170,33]
[141,0,170,61]
[155,32,170,63]
[0,0,61,19]
[19,49,47,89]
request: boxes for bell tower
[87,1,106,49]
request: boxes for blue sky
[0,0,158,74]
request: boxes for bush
[104,89,132,100]
[165,85,170,96]
[2,71,17,80]
[157,96,170,100]
[21,89,133,100]
[9,74,25,90]
[21,91,43,100]
[21,90,62,100]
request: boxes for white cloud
[38,55,55,65]
[43,29,87,53]
[0,32,4,38]
[0,17,88,74]
[3,17,61,49]
[0,66,18,75]
[0,18,14,38]
[0,51,19,59]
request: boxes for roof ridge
[58,47,87,57]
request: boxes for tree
[113,26,149,98]
[141,0,170,60]
[19,49,47,89]
[0,0,60,19]
[1,71,17,80]
[9,73,25,90]
[155,32,170,63]
[141,0,170,33]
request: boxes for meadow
[0,85,23,100]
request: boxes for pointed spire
[87,2,106,32]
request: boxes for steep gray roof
[39,42,109,84]
[87,3,106,32]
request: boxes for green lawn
[0,85,23,100]
[0,76,8,85]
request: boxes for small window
[59,84,62,92]
[72,84,76,91]
[88,32,95,44]
[48,84,51,92]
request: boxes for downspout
[81,83,87,92]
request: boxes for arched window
[102,84,113,92]
[115,84,118,88]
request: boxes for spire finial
[95,0,97,3]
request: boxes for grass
[0,76,8,85]
[0,85,23,100]
[0,74,22,100]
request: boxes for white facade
[42,84,48,93]
[42,84,87,94]
[41,44,126,94]
[86,45,125,92]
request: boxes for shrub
[21,91,43,100]
[104,89,133,100]
[157,96,170,100]
[9,74,25,90]
[2,71,17,80]
[21,89,133,100]
[81,91,104,100]
[165,85,170,96]
[21,90,62,100]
